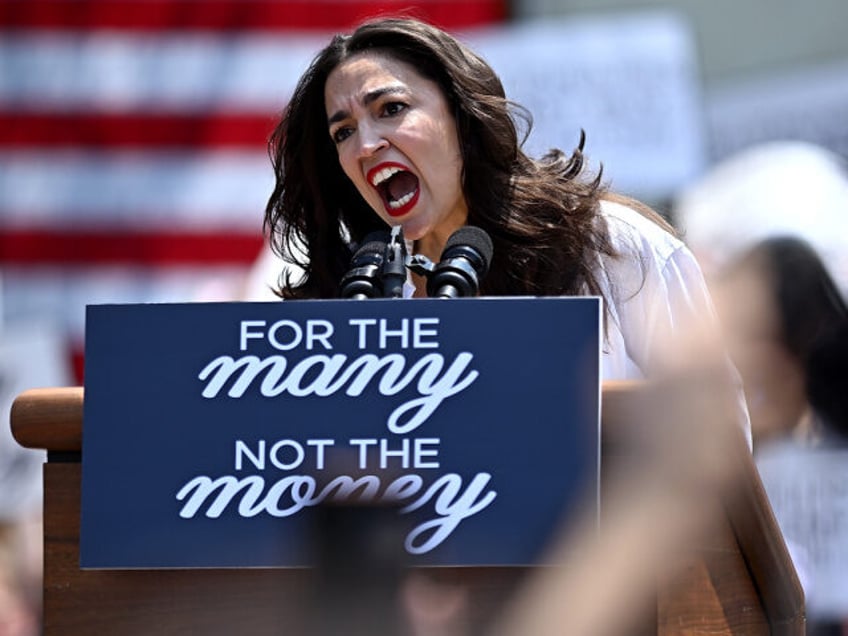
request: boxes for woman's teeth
[388,191,415,209]
[370,166,400,187]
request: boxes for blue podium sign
[80,297,601,568]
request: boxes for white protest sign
[757,443,848,618]
[465,11,706,200]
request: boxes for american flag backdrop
[0,0,506,383]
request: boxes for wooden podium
[11,382,805,635]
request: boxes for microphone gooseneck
[426,226,494,299]
[339,231,391,299]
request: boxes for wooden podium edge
[11,386,84,452]
[727,440,807,634]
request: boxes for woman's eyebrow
[327,85,407,126]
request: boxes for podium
[11,382,805,635]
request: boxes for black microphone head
[442,226,494,277]
[426,226,494,298]
[340,231,391,299]
[352,231,392,264]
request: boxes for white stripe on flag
[2,265,258,343]
[0,151,272,230]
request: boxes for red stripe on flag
[0,111,278,149]
[0,1,506,32]
[0,229,265,266]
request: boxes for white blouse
[594,199,752,447]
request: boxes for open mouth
[368,163,420,217]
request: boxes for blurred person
[674,145,847,624]
[713,236,848,630]
[674,140,848,296]
[713,236,848,446]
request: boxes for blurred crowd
[2,139,847,634]
[676,140,848,635]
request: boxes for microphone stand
[340,224,492,299]
[382,225,408,299]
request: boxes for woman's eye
[382,102,407,117]
[332,127,353,144]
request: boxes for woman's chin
[390,218,428,243]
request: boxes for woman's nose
[356,124,389,158]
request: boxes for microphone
[427,226,493,299]
[381,225,407,299]
[339,231,391,299]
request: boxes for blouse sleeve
[598,201,753,448]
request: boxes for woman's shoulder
[598,197,685,265]
[594,196,709,307]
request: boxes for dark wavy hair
[265,17,663,300]
[741,236,847,363]
[726,236,848,436]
